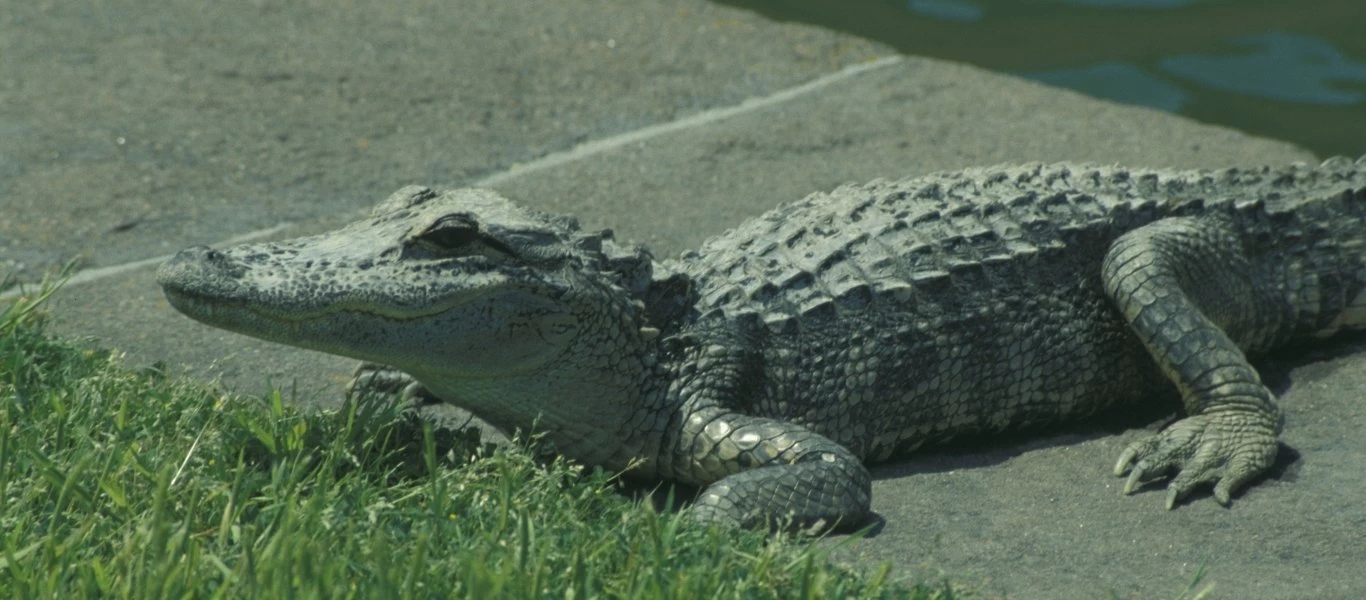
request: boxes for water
[718,0,1366,158]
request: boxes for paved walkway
[3,1,1362,597]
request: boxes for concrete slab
[2,0,1361,598]
[1,0,884,279]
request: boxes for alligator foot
[346,362,440,405]
[1114,409,1280,508]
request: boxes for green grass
[0,273,957,599]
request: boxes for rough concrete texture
[2,0,1361,597]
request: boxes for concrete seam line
[0,223,296,300]
[4,54,903,297]
[474,55,904,188]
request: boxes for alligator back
[677,158,1366,339]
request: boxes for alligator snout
[156,245,245,299]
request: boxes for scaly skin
[158,157,1366,529]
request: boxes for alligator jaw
[157,248,501,327]
[156,241,579,377]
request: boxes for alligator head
[157,186,670,458]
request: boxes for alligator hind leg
[1101,216,1285,508]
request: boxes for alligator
[157,156,1366,529]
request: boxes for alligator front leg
[1101,216,1285,508]
[346,362,440,405]
[674,405,871,530]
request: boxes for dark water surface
[719,0,1366,159]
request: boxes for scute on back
[672,159,1366,335]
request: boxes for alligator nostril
[174,246,227,266]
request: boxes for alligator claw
[1113,411,1278,508]
[347,362,438,404]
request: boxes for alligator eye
[416,215,480,250]
[412,214,520,258]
